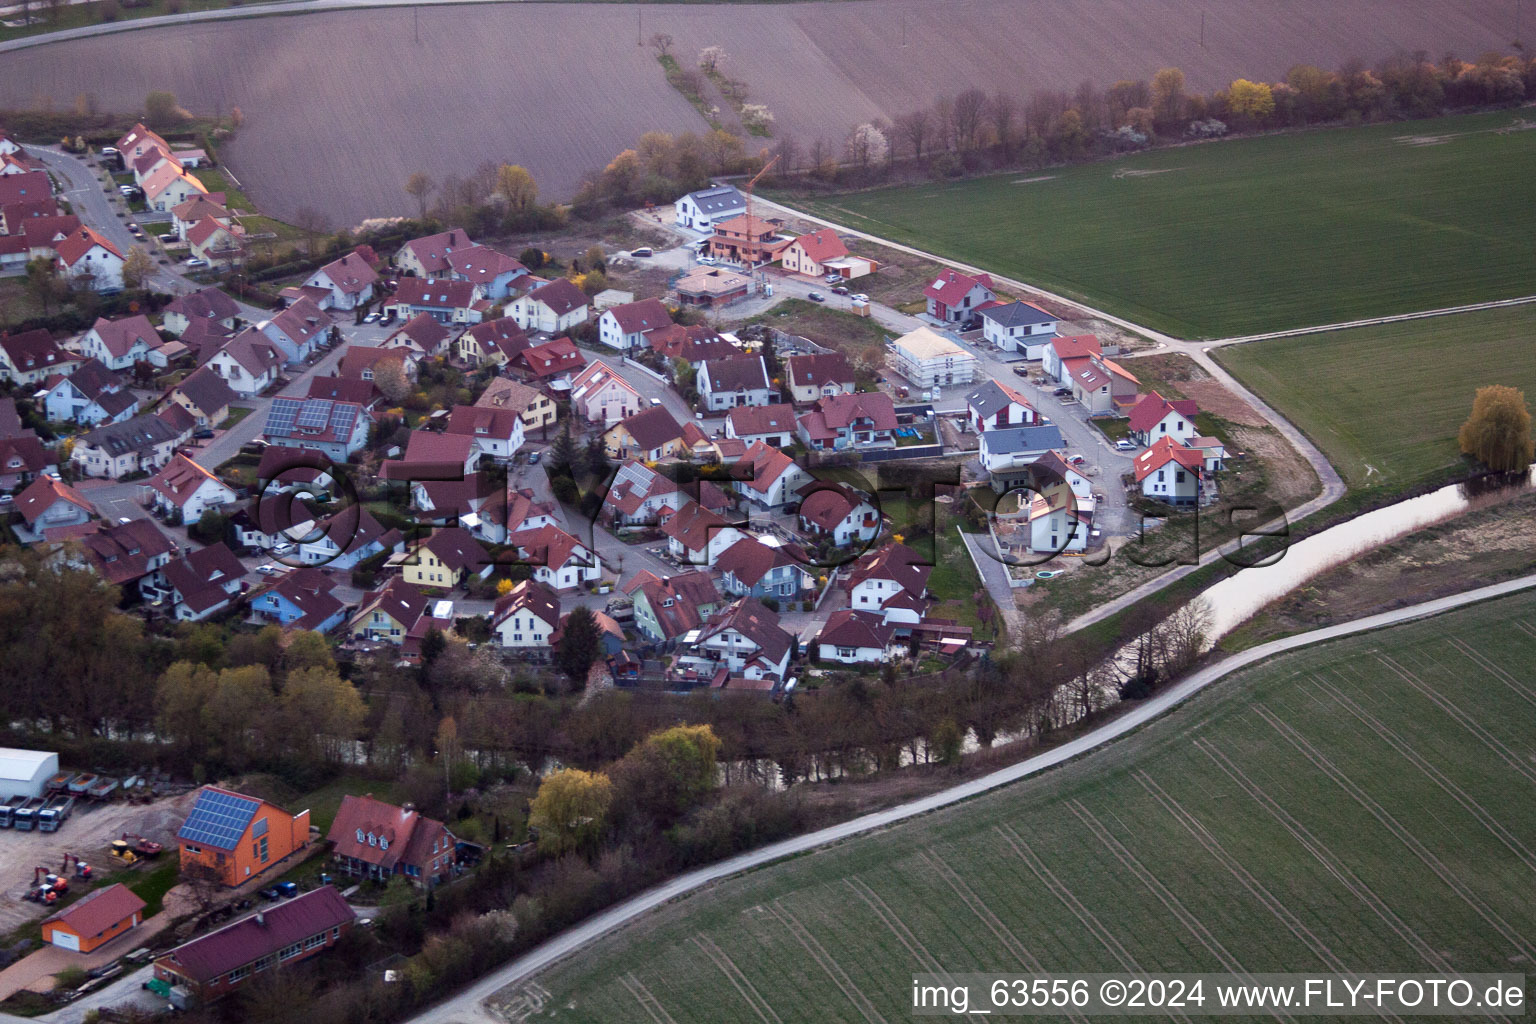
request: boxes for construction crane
[742,153,780,229]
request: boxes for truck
[13,797,46,831]
[67,773,97,796]
[44,771,76,795]
[0,795,27,828]
[37,795,75,832]
[87,777,119,801]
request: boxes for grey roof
[682,185,745,216]
[982,424,1064,456]
[79,413,179,457]
[965,378,1029,419]
[978,300,1057,329]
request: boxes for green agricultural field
[1215,304,1536,488]
[509,592,1536,1022]
[787,110,1536,339]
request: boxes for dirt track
[0,0,1515,224]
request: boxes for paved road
[958,526,1021,631]
[400,570,1536,1024]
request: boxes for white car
[1115,439,1138,452]
[696,254,718,266]
[184,257,208,268]
[851,293,869,303]
[363,312,380,323]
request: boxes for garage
[0,748,57,801]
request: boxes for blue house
[252,567,349,633]
[715,536,813,602]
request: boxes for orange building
[41,883,146,953]
[177,786,310,887]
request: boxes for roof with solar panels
[262,396,366,445]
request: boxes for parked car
[116,185,135,196]
[184,257,208,268]
[823,273,842,284]
[851,293,869,303]
[1115,439,1137,452]
[527,451,541,465]
[0,494,12,507]
[271,542,295,555]
[100,146,118,157]
[696,254,718,265]
[363,312,379,324]
[158,232,176,243]
[649,397,662,407]
[1013,366,1031,378]
[1053,386,1072,397]
[832,286,849,296]
[276,882,299,898]
[630,247,653,258]
[256,565,283,576]
[806,291,826,303]
[192,428,215,439]
[1068,455,1088,466]
[258,887,281,900]
[127,223,144,237]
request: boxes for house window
[185,844,202,854]
[356,828,365,844]
[253,954,277,973]
[380,837,389,850]
[254,836,268,862]
[280,943,302,960]
[305,934,326,950]
[228,966,250,983]
[838,646,856,658]
[368,832,377,846]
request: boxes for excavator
[25,867,68,903]
[62,854,92,880]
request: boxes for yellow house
[396,527,491,589]
[603,406,686,462]
[476,377,557,433]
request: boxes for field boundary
[410,571,1536,1024]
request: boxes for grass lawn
[782,110,1536,339]
[1215,303,1536,488]
[218,405,254,430]
[126,858,181,918]
[193,168,253,213]
[517,592,1536,1021]
[745,298,890,361]
[301,773,406,835]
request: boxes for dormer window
[380,837,389,851]
[367,832,377,846]
[356,829,365,843]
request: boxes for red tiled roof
[146,453,230,509]
[796,482,871,532]
[395,277,476,310]
[326,794,453,873]
[16,475,93,528]
[516,337,585,379]
[157,887,354,984]
[922,268,992,305]
[847,542,931,598]
[785,352,853,392]
[605,298,671,335]
[614,405,684,451]
[788,230,848,264]
[735,440,797,492]
[43,883,144,937]
[400,228,475,275]
[1132,435,1204,482]
[715,535,805,588]
[1051,334,1102,361]
[1127,391,1199,434]
[524,277,587,316]
[658,499,729,554]
[445,244,526,285]
[818,608,894,650]
[491,579,560,630]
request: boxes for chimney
[254,911,265,926]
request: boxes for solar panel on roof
[297,399,331,429]
[176,789,261,851]
[265,398,299,437]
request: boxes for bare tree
[987,92,1017,158]
[931,96,956,153]
[953,88,987,151]
[648,32,674,57]
[404,171,435,221]
[293,207,329,255]
[895,109,932,160]
[770,134,800,177]
[805,137,833,180]
[697,45,727,73]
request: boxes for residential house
[978,300,1058,357]
[1043,334,1102,384]
[1128,391,1198,446]
[570,360,641,427]
[257,298,330,364]
[647,323,735,362]
[170,195,235,243]
[380,430,479,481]
[72,414,180,479]
[303,251,378,311]
[724,405,797,448]
[674,184,745,231]
[785,352,855,405]
[250,567,348,633]
[605,405,686,462]
[698,355,772,411]
[148,543,246,621]
[446,245,528,300]
[76,518,177,590]
[14,475,94,540]
[797,391,898,451]
[231,492,316,552]
[454,318,529,368]
[396,228,476,279]
[176,319,234,363]
[848,542,932,625]
[388,278,484,325]
[141,163,207,213]
[623,569,721,643]
[817,609,895,664]
[144,454,237,522]
[674,266,751,308]
[186,218,244,269]
[708,214,790,266]
[169,367,236,429]
[1133,436,1204,506]
[262,397,370,461]
[491,579,560,653]
[445,404,525,463]
[679,597,794,682]
[1070,355,1140,415]
[923,269,994,324]
[41,883,145,954]
[507,524,601,591]
[0,329,78,385]
[553,609,626,658]
[978,424,1067,490]
[1186,435,1228,472]
[965,379,1038,433]
[715,536,813,602]
[206,331,284,397]
[0,434,51,490]
[779,229,849,277]
[1028,450,1094,502]
[349,577,432,643]
[509,279,589,334]
[40,359,136,426]
[602,459,686,526]
[114,123,171,164]
[0,170,51,207]
[733,440,811,510]
[152,887,353,1005]
[475,376,556,433]
[512,336,585,384]
[796,481,879,546]
[77,315,163,371]
[659,499,743,566]
[889,327,976,389]
[596,297,671,353]
[384,313,452,358]
[297,505,402,570]
[326,795,458,887]
[338,345,419,385]
[399,527,491,589]
[1024,483,1090,554]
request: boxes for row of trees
[402,161,565,239]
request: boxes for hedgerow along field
[503,592,1536,1022]
[1215,303,1536,488]
[788,109,1536,339]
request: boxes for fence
[621,356,668,384]
[858,444,946,463]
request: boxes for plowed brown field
[0,0,1513,224]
